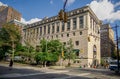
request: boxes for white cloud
[63,0,75,6]
[114,1,120,7]
[89,0,120,23]
[21,18,42,24]
[50,0,53,4]
[0,2,8,6]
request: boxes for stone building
[100,24,115,58]
[0,6,21,27]
[24,6,101,67]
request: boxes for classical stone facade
[100,24,115,58]
[0,6,21,27]
[24,6,101,67]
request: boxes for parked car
[109,60,120,73]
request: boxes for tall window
[79,16,84,28]
[56,22,59,33]
[62,22,64,32]
[40,27,42,35]
[73,18,77,30]
[93,21,95,32]
[52,23,55,33]
[90,17,92,29]
[67,19,70,31]
[48,24,50,34]
[94,22,97,33]
[36,28,39,34]
[44,26,46,35]
[36,28,39,37]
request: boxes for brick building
[100,24,115,58]
[0,6,21,27]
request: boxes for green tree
[65,38,76,66]
[48,40,62,54]
[0,23,21,60]
[35,39,62,67]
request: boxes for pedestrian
[9,59,13,70]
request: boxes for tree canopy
[0,23,22,60]
[34,39,63,66]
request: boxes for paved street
[0,63,120,79]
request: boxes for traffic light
[64,12,68,22]
[58,9,64,20]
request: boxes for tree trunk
[68,57,71,66]
[44,61,46,67]
[12,41,14,62]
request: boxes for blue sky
[0,0,119,23]
[0,0,92,21]
[0,0,120,30]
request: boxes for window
[94,22,97,33]
[56,22,59,33]
[73,18,77,30]
[73,32,75,36]
[37,28,39,34]
[90,17,92,29]
[33,29,35,34]
[44,26,46,35]
[67,33,69,37]
[52,23,55,33]
[79,16,84,28]
[63,42,66,45]
[76,41,79,46]
[61,34,63,37]
[67,19,70,31]
[40,27,42,35]
[48,24,50,34]
[80,31,82,35]
[36,28,39,37]
[62,22,65,32]
[93,21,95,32]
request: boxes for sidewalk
[0,61,109,72]
[0,61,68,73]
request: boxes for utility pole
[63,0,68,11]
[58,0,68,66]
[115,24,120,73]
